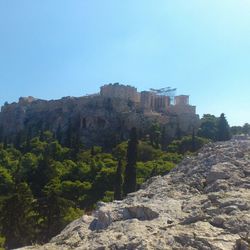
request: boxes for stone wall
[174,95,189,105]
[167,104,196,115]
[141,91,170,112]
[0,84,199,146]
[100,83,140,103]
[100,85,195,116]
[141,91,195,114]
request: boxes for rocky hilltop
[20,138,250,250]
[0,83,199,148]
[0,95,144,147]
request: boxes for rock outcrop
[0,94,199,148]
[19,138,250,250]
[0,96,143,147]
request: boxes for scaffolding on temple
[149,87,177,104]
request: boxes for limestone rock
[17,138,250,250]
[0,94,199,148]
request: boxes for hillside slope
[19,138,250,250]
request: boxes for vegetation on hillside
[0,112,241,249]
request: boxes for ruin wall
[100,84,140,102]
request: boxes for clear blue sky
[0,0,249,126]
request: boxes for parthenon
[100,83,196,115]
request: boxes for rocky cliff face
[0,96,148,147]
[0,96,199,147]
[19,138,250,250]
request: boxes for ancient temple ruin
[100,83,196,115]
[0,82,199,147]
[100,83,140,103]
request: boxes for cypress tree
[114,159,123,200]
[123,127,138,196]
[197,114,218,141]
[217,113,231,141]
[149,123,161,149]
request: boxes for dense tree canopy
[0,112,238,248]
[0,129,184,248]
[231,123,250,135]
[197,114,218,141]
[198,113,232,141]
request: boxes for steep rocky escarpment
[19,138,250,250]
[0,95,198,148]
[0,96,143,147]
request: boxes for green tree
[217,113,231,141]
[92,166,116,201]
[42,131,54,143]
[62,162,91,183]
[137,142,162,162]
[0,182,37,249]
[242,123,250,135]
[38,178,80,242]
[231,125,243,135]
[61,180,91,205]
[31,154,58,197]
[167,135,209,154]
[123,127,138,195]
[149,123,161,148]
[197,114,218,141]
[114,159,123,200]
[0,236,5,250]
[0,166,14,196]
[113,141,127,160]
[19,153,38,185]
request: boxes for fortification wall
[100,83,140,102]
[174,95,189,105]
[167,104,196,115]
[100,85,195,116]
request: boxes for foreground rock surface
[19,139,250,250]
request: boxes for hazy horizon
[1,0,250,126]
